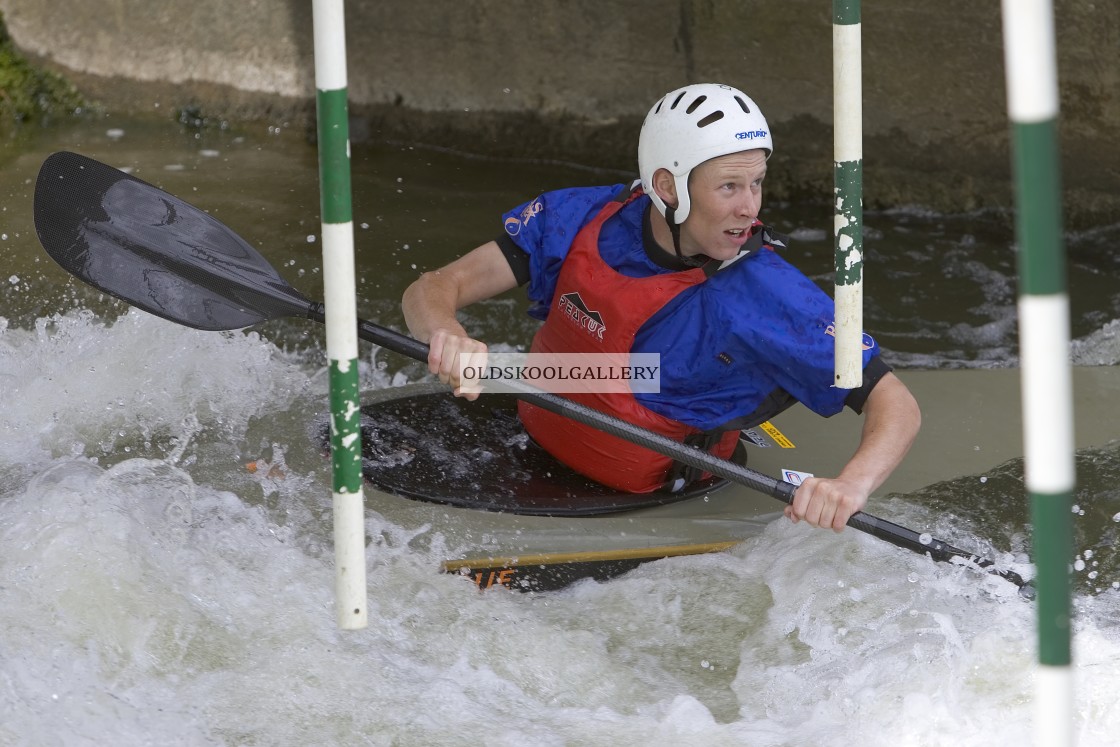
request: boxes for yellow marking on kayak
[445,541,746,590]
[442,540,740,574]
[758,420,795,448]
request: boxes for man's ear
[652,168,678,209]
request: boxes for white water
[4,312,1120,747]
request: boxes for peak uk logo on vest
[557,292,606,341]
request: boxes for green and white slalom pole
[833,0,863,389]
[312,0,367,630]
[1002,1,1074,743]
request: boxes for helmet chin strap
[664,205,703,267]
[664,206,684,258]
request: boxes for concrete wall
[3,0,1117,226]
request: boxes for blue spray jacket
[498,183,884,433]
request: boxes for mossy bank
[1,1,1117,227]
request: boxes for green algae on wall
[0,11,84,128]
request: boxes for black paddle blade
[33,151,314,331]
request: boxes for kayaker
[402,82,921,533]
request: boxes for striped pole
[312,0,368,630]
[833,0,864,389]
[1001,2,1074,743]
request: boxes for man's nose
[737,190,760,219]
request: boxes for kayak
[315,381,780,592]
[321,366,1120,592]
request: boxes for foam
[5,402,1120,744]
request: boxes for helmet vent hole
[696,111,724,128]
[734,96,751,114]
[685,95,707,114]
[670,91,688,109]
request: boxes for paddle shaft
[33,152,1029,592]
[310,305,1030,590]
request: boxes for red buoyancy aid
[517,191,739,493]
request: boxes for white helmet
[638,83,772,225]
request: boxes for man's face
[679,149,767,260]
